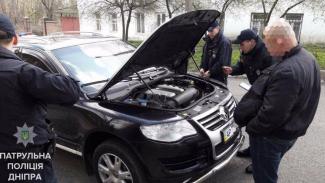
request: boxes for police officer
[223,29,274,173]
[200,21,232,84]
[223,29,274,84]
[0,14,81,182]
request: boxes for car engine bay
[122,76,215,109]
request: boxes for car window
[52,40,134,90]
[21,54,51,72]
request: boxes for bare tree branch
[266,0,279,25]
[40,0,56,19]
[162,0,184,18]
[261,0,267,25]
[80,0,158,42]
[214,0,238,30]
[166,0,172,18]
[280,0,305,18]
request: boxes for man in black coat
[234,19,321,183]
[200,21,232,84]
[0,14,81,182]
[223,29,274,173]
[223,29,274,84]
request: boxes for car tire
[93,140,147,183]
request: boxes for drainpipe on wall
[43,17,48,36]
[185,0,194,12]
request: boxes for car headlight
[140,120,197,142]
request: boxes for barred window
[109,13,118,32]
[250,13,267,37]
[136,13,145,33]
[284,13,304,42]
[157,13,166,27]
[250,13,303,41]
[95,13,101,31]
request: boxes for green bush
[304,43,325,69]
[128,40,325,70]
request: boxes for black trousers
[250,135,296,183]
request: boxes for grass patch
[128,40,325,70]
[128,40,142,47]
[304,43,325,69]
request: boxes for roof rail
[19,36,51,44]
[17,32,117,46]
[49,31,112,39]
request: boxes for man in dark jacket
[234,18,321,183]
[223,29,274,172]
[223,29,274,84]
[0,14,81,182]
[200,21,232,84]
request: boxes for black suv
[15,10,244,183]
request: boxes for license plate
[221,125,236,143]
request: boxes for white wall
[223,4,325,43]
[78,0,325,43]
[78,6,170,41]
[299,11,325,43]
[223,8,252,39]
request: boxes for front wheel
[92,140,147,183]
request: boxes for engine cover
[142,84,199,108]
[145,89,176,98]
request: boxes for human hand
[203,70,211,78]
[222,66,233,75]
[199,68,205,76]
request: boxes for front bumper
[133,127,244,183]
[131,93,243,182]
[190,135,245,183]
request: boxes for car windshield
[52,40,135,89]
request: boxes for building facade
[78,0,325,43]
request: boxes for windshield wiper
[95,50,134,58]
[80,79,109,87]
[113,50,134,56]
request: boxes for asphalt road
[53,77,325,183]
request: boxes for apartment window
[95,12,101,31]
[157,13,166,27]
[251,13,304,41]
[284,13,304,42]
[250,13,266,37]
[136,13,145,33]
[109,13,118,32]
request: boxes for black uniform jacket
[200,32,232,83]
[231,37,274,84]
[0,46,81,151]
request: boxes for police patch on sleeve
[13,123,37,147]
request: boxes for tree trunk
[280,0,305,18]
[166,0,172,18]
[125,8,133,42]
[264,0,279,26]
[120,7,126,42]
[219,12,225,31]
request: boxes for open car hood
[94,10,220,98]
